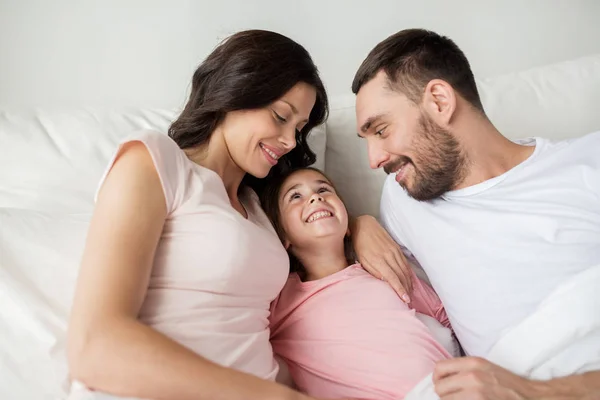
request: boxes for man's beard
[385,112,468,201]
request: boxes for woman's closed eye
[273,111,287,124]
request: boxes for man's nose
[368,142,390,170]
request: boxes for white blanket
[406,264,600,399]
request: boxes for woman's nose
[279,128,297,151]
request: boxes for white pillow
[0,209,90,399]
[308,124,326,171]
[0,108,327,213]
[0,108,175,213]
[325,103,379,219]
[479,53,600,141]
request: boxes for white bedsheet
[0,210,90,399]
[406,264,600,399]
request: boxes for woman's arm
[68,142,309,400]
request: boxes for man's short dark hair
[352,28,485,113]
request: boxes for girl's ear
[346,226,351,237]
[284,238,291,250]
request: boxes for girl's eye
[317,187,330,194]
[289,192,301,201]
[274,111,287,123]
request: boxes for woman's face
[277,169,349,250]
[221,82,317,179]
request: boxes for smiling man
[352,28,600,399]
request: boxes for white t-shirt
[380,132,600,357]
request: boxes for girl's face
[221,82,317,179]
[278,169,349,250]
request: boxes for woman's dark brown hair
[260,167,356,279]
[168,30,329,195]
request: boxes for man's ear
[423,79,456,126]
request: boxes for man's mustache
[384,157,412,175]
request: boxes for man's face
[355,71,466,201]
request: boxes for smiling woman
[168,29,328,197]
[65,30,336,400]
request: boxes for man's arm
[433,357,600,400]
[350,215,413,302]
[527,371,600,399]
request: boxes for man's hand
[433,357,539,400]
[351,215,413,303]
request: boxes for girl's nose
[309,195,323,204]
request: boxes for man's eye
[375,128,385,136]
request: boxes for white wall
[1,0,599,108]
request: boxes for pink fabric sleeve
[268,286,287,336]
[95,130,186,214]
[268,297,279,330]
[409,268,451,329]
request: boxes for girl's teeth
[307,211,332,222]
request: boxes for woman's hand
[351,215,413,303]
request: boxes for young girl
[262,167,458,400]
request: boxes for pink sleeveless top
[98,130,290,380]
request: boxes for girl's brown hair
[260,167,355,279]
